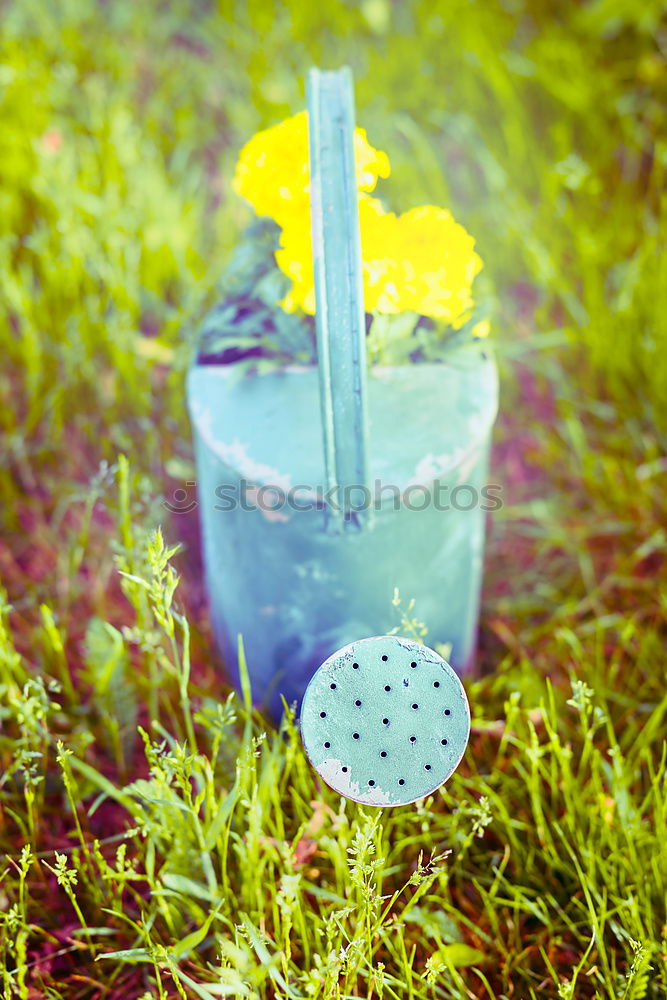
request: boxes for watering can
[187,67,498,721]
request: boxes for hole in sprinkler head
[353,732,360,740]
[324,741,331,748]
[320,711,326,718]
[424,764,432,771]
[381,654,388,661]
[342,766,348,772]
[444,709,451,716]
[384,685,391,692]
[330,683,336,689]
[409,736,416,743]
[368,779,376,786]
[352,662,359,669]
[433,681,440,688]
[410,661,417,668]
[354,699,362,706]
[380,750,387,757]
[382,718,390,725]
[412,703,419,710]
[398,778,405,785]
[441,739,448,745]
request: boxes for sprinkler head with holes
[300,635,471,807]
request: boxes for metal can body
[187,349,498,718]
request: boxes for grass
[1,0,666,997]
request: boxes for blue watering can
[187,67,498,721]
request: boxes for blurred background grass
[2,0,666,457]
[1,2,667,998]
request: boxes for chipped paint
[244,484,291,523]
[193,407,294,492]
[393,635,440,665]
[412,452,455,482]
[397,446,482,498]
[317,757,395,806]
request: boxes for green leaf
[170,908,218,959]
[170,966,252,998]
[161,873,217,903]
[204,783,239,850]
[404,906,463,942]
[240,914,302,997]
[97,947,151,962]
[435,943,486,968]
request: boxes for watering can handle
[307,67,371,532]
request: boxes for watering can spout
[308,67,372,534]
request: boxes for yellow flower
[232,110,390,230]
[353,129,391,192]
[233,112,483,327]
[278,199,482,325]
[277,194,398,315]
[357,197,400,314]
[472,319,490,338]
[380,206,484,326]
[275,213,316,314]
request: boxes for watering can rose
[232,111,487,331]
